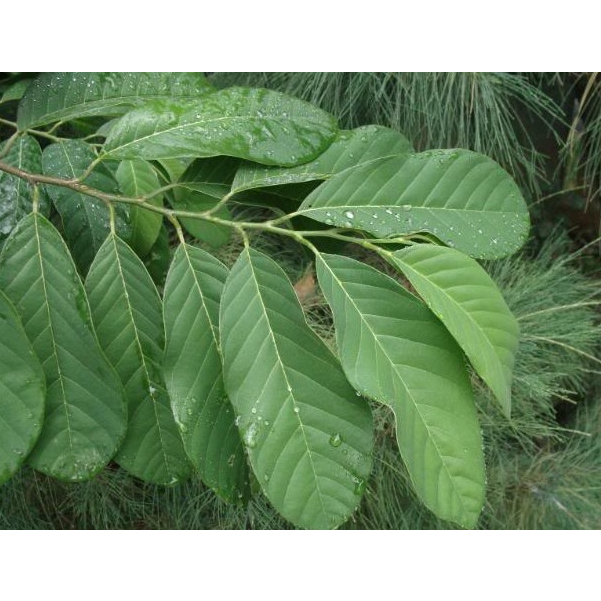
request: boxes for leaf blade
[0,289,46,486]
[0,135,50,240]
[115,159,163,256]
[300,150,530,259]
[316,252,485,527]
[163,244,249,502]
[220,247,374,529]
[85,234,191,485]
[0,213,127,481]
[18,72,214,129]
[231,125,413,193]
[42,140,130,274]
[392,244,519,416]
[104,87,338,166]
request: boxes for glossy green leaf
[0,213,127,480]
[0,135,50,240]
[18,72,214,129]
[163,244,249,502]
[220,247,373,529]
[232,125,413,193]
[104,87,338,166]
[171,157,238,247]
[392,244,519,417]
[316,253,485,527]
[300,150,530,259]
[42,140,130,274]
[0,289,46,486]
[115,159,163,256]
[86,234,190,485]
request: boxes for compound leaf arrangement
[0,72,528,529]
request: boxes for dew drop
[402,204,411,211]
[354,478,366,496]
[329,433,342,447]
[344,210,355,219]
[293,406,300,414]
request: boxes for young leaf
[220,247,374,529]
[0,135,50,240]
[392,245,519,417]
[231,124,413,194]
[0,289,46,486]
[171,157,238,247]
[17,72,214,129]
[316,253,485,528]
[163,244,249,502]
[0,214,127,481]
[300,150,530,259]
[42,140,130,274]
[115,159,163,256]
[85,234,191,485]
[103,87,338,166]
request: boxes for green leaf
[42,140,130,274]
[85,234,191,485]
[17,72,214,129]
[1,79,33,103]
[300,150,530,259]
[0,289,46,486]
[220,247,373,529]
[0,213,127,481]
[391,244,519,417]
[0,135,50,240]
[171,157,237,247]
[316,253,485,528]
[115,159,163,256]
[103,87,338,166]
[231,125,413,193]
[163,244,249,502]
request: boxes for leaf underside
[0,213,127,481]
[220,247,374,529]
[86,234,190,485]
[316,252,485,528]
